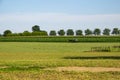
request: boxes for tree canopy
[49,30,56,36]
[67,29,74,36]
[58,29,65,36]
[93,28,101,35]
[85,29,92,35]
[32,25,40,32]
[76,30,83,36]
[3,30,12,36]
[103,28,111,35]
[1,25,120,37]
[112,28,119,35]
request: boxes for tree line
[1,25,120,36]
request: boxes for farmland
[0,36,120,42]
[0,42,120,80]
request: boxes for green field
[0,42,120,80]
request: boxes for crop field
[0,42,120,80]
[0,36,120,42]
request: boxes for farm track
[45,67,120,72]
[1,66,120,72]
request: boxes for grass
[0,42,120,80]
[0,71,120,80]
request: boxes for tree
[58,29,65,36]
[103,28,111,35]
[32,25,40,32]
[76,30,83,36]
[119,30,120,35]
[85,29,92,35]
[93,28,101,35]
[0,34,2,36]
[67,29,74,36]
[112,28,119,35]
[49,30,56,36]
[3,30,12,36]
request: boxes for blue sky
[0,0,120,33]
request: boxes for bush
[32,31,48,36]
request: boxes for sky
[0,0,120,34]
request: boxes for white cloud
[1,13,120,23]
[0,13,120,33]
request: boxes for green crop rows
[0,36,120,42]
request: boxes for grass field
[0,42,120,80]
